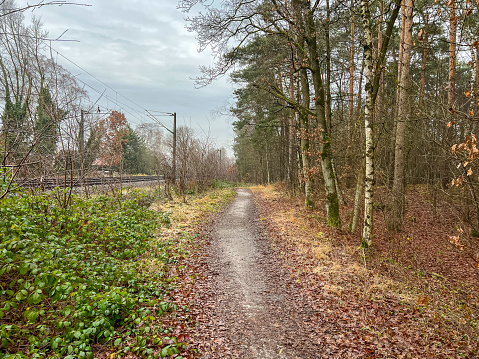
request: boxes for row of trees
[0,0,234,198]
[180,0,479,245]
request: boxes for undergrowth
[0,188,187,359]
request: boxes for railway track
[15,175,164,190]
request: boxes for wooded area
[181,0,479,249]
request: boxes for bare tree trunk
[394,1,406,121]
[299,66,314,209]
[265,143,271,184]
[448,0,457,109]
[476,45,479,120]
[349,157,365,232]
[356,58,365,122]
[376,0,385,118]
[389,0,413,232]
[419,14,429,108]
[305,0,341,227]
[348,0,355,137]
[288,72,297,192]
[466,35,477,135]
[360,0,401,246]
[360,0,375,247]
[325,0,346,206]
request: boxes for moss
[326,192,341,228]
[305,196,315,209]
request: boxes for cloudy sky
[22,0,236,153]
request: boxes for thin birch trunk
[356,58,365,122]
[360,0,375,246]
[299,66,314,208]
[360,0,401,246]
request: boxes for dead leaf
[469,110,475,117]
[447,121,455,127]
[467,168,472,176]
[465,89,472,97]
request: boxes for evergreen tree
[34,83,57,156]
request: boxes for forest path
[194,188,320,358]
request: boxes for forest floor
[169,184,479,358]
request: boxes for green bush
[0,189,179,358]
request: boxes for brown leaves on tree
[451,135,479,164]
[418,28,424,41]
[98,111,129,167]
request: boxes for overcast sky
[22,0,236,153]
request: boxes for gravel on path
[191,188,321,358]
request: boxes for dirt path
[193,188,321,358]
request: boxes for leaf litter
[172,184,478,358]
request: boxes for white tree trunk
[360,0,375,247]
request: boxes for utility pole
[146,110,177,184]
[79,110,85,180]
[79,109,111,182]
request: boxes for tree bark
[360,0,401,246]
[419,19,428,108]
[349,157,365,232]
[360,0,375,246]
[448,0,457,108]
[348,0,355,138]
[304,0,341,227]
[325,0,346,206]
[376,0,385,118]
[389,0,413,232]
[288,72,297,193]
[299,66,314,209]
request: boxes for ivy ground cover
[0,186,234,359]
